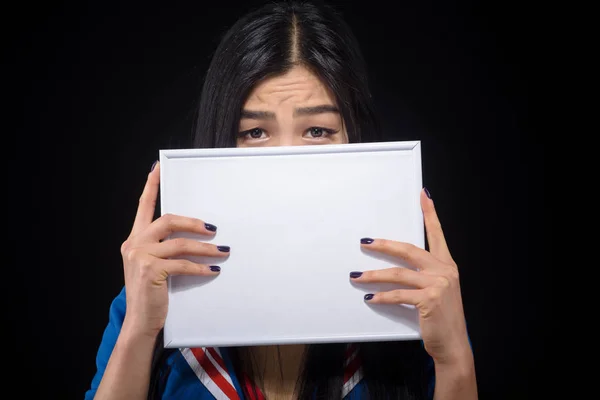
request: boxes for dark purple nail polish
[210,265,221,272]
[364,293,374,301]
[424,187,432,199]
[217,245,230,252]
[205,223,217,232]
[150,160,158,172]
[350,271,363,279]
[360,238,374,244]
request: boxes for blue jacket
[85,287,435,399]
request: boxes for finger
[421,188,454,264]
[146,238,231,259]
[360,238,438,271]
[142,213,218,243]
[350,267,435,289]
[161,258,222,278]
[131,161,160,237]
[363,288,425,305]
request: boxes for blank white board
[160,141,424,348]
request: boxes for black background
[17,0,540,398]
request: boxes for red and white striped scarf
[180,344,363,399]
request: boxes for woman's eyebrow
[294,104,339,116]
[240,105,340,120]
[240,110,276,120]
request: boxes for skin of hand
[119,162,230,338]
[351,189,473,367]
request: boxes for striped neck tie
[181,343,363,399]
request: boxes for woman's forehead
[244,65,337,109]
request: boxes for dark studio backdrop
[18,0,540,398]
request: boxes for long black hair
[192,0,382,148]
[150,1,432,399]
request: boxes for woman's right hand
[119,161,230,338]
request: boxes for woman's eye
[304,127,334,138]
[241,128,266,139]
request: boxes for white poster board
[160,141,424,348]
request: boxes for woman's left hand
[351,188,472,367]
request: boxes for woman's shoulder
[109,285,127,316]
[84,286,127,399]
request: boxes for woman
[85,1,477,399]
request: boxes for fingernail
[210,265,221,272]
[217,245,230,252]
[364,293,374,301]
[360,238,374,244]
[350,271,363,279]
[424,187,432,199]
[205,223,217,232]
[151,160,158,172]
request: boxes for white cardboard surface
[160,141,424,348]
